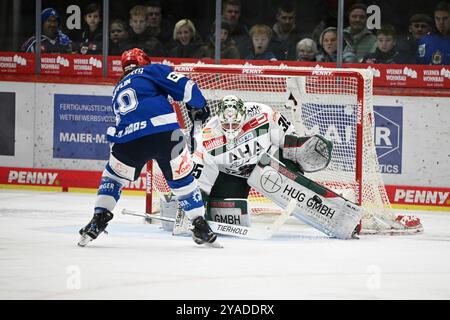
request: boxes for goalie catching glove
[282,134,333,172]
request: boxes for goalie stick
[122,199,296,240]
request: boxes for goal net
[146,64,420,235]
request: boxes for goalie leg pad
[160,199,178,232]
[207,198,251,227]
[248,153,362,239]
[159,199,194,236]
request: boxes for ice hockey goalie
[188,94,354,236]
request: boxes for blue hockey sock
[177,189,205,220]
[94,176,123,213]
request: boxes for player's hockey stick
[122,209,270,239]
[122,200,296,240]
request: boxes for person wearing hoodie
[316,27,357,63]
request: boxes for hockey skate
[78,211,114,247]
[191,216,222,248]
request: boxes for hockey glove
[282,134,332,172]
[187,104,211,126]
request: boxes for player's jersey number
[116,88,139,115]
[192,163,204,179]
[166,71,184,83]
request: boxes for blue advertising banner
[373,106,403,174]
[53,94,115,160]
[300,103,402,174]
[302,103,357,172]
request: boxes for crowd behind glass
[15,0,450,65]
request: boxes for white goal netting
[146,64,421,234]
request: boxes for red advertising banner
[1,166,449,211]
[0,167,146,191]
[107,56,450,89]
[1,52,450,89]
[0,52,35,74]
[40,54,103,76]
[385,185,450,209]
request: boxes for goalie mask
[218,95,245,141]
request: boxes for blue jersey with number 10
[107,63,206,143]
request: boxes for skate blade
[204,240,223,248]
[78,234,93,247]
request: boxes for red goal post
[145,63,405,234]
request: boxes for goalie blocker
[248,153,363,239]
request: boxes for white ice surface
[0,189,449,300]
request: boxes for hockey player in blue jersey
[78,48,217,247]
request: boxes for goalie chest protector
[202,103,274,178]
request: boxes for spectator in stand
[127,5,165,57]
[270,1,306,61]
[168,19,204,58]
[316,27,357,63]
[416,1,450,65]
[362,24,403,64]
[109,19,130,56]
[295,38,318,62]
[221,0,250,58]
[397,14,433,64]
[78,3,103,54]
[197,20,241,59]
[343,3,377,62]
[245,24,277,61]
[22,8,72,53]
[144,0,174,51]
